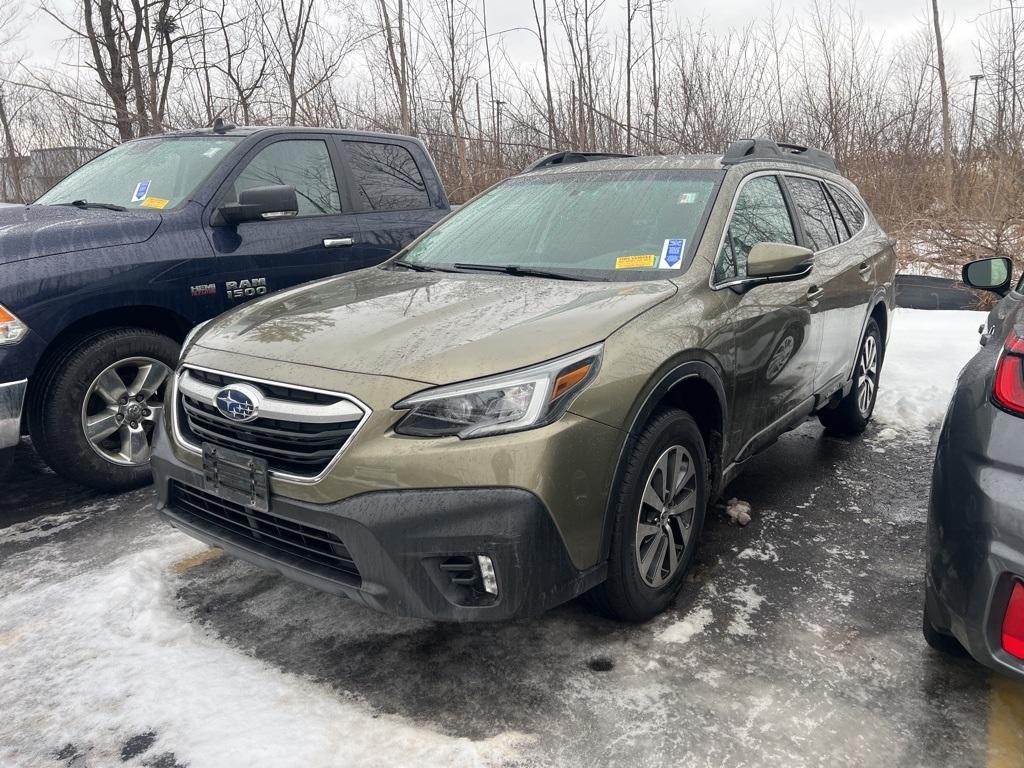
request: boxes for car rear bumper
[151,428,605,622]
[927,400,1024,682]
[0,378,27,451]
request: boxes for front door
[714,173,825,459]
[203,135,372,314]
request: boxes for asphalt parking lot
[0,421,1019,768]
[1,312,1022,768]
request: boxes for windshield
[36,136,241,211]
[400,169,723,280]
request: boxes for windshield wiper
[389,259,458,273]
[60,199,128,212]
[452,263,589,281]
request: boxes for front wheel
[818,318,882,436]
[589,408,709,622]
[28,329,179,491]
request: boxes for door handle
[806,285,825,304]
[858,262,872,279]
[323,237,354,248]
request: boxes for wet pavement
[1,421,1022,767]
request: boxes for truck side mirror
[215,185,298,226]
[962,257,1012,296]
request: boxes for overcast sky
[18,0,996,81]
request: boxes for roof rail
[521,151,635,174]
[721,139,837,173]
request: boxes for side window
[824,189,850,242]
[345,141,430,211]
[715,175,796,283]
[230,140,341,217]
[829,184,866,235]
[786,177,839,251]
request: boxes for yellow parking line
[172,547,223,573]
[988,673,1024,768]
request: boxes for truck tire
[28,328,179,491]
[589,408,709,622]
[818,318,882,436]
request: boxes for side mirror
[216,185,298,226]
[747,242,814,279]
[962,257,1012,296]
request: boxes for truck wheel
[29,329,179,491]
[590,408,709,622]
[818,318,882,436]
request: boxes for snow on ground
[873,308,987,438]
[0,531,524,768]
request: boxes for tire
[589,408,710,622]
[28,328,179,491]
[922,600,970,658]
[818,318,882,436]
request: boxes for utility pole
[493,99,506,171]
[967,73,985,164]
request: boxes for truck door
[203,134,376,312]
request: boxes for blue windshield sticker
[659,238,685,269]
[132,180,151,203]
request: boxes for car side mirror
[962,256,1012,296]
[747,242,814,279]
[215,185,298,226]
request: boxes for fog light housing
[1002,581,1024,660]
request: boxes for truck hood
[0,205,162,265]
[195,268,677,384]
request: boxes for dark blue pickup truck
[0,125,450,489]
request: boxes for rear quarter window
[786,176,840,251]
[828,184,867,234]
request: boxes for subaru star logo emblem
[214,383,263,422]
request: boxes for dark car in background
[0,125,450,489]
[925,256,1024,681]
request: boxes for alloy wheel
[857,334,879,416]
[81,357,170,466]
[634,445,698,588]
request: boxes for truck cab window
[230,140,341,217]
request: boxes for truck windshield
[399,169,723,280]
[36,136,241,211]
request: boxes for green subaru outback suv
[152,139,895,622]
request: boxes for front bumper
[0,379,27,451]
[152,429,606,622]
[927,393,1024,681]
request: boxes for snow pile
[873,308,987,437]
[657,607,714,645]
[0,534,521,768]
[725,585,765,637]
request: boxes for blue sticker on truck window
[659,239,685,269]
[132,180,151,203]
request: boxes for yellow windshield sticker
[615,254,656,270]
[140,196,169,209]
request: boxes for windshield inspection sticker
[131,180,151,202]
[678,192,697,204]
[140,196,169,210]
[615,254,657,270]
[659,239,686,269]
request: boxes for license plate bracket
[202,443,269,513]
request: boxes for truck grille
[175,367,368,479]
[168,481,361,584]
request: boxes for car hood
[0,205,162,265]
[195,268,677,384]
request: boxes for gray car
[925,256,1024,681]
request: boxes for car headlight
[394,344,603,438]
[180,320,211,361]
[0,304,28,345]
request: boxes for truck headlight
[0,305,28,345]
[394,344,602,438]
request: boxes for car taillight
[993,330,1024,415]
[1003,581,1024,660]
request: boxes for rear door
[714,172,824,456]
[337,138,449,261]
[783,175,872,395]
[203,134,371,314]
